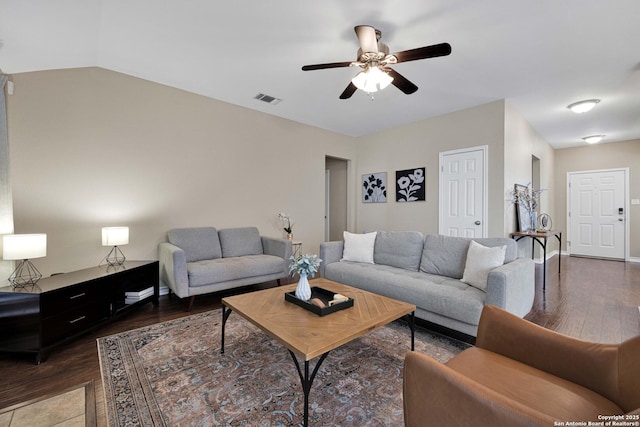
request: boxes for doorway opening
[325,157,348,242]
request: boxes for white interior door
[568,169,626,259]
[439,146,487,237]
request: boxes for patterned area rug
[98,309,469,426]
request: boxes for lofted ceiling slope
[1,0,640,149]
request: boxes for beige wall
[354,100,507,237]
[7,68,356,276]
[504,102,556,257]
[554,139,640,259]
[6,67,638,279]
[353,100,556,247]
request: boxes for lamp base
[105,246,126,267]
[8,259,43,289]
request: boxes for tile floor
[0,383,92,427]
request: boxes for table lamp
[102,227,129,266]
[3,233,47,288]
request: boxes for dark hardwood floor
[0,256,638,422]
[524,255,640,343]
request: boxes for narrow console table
[0,260,159,364]
[510,230,562,290]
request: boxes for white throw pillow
[461,240,507,292]
[341,231,377,264]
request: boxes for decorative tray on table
[285,286,354,316]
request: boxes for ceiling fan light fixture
[352,67,393,93]
[567,99,600,114]
[582,135,605,144]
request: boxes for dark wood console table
[510,230,562,291]
[0,260,158,363]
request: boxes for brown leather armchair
[404,305,640,427]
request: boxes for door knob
[474,221,481,225]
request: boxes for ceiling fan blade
[354,25,378,54]
[302,61,352,71]
[391,43,452,63]
[339,82,358,99]
[386,68,418,94]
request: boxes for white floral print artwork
[396,167,425,202]
[362,172,387,203]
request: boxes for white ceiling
[2,0,640,149]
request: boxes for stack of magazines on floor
[125,286,154,304]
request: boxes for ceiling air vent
[254,93,282,105]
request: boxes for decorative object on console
[537,213,552,232]
[396,167,425,202]
[288,253,322,300]
[101,227,129,266]
[511,183,546,232]
[277,212,293,240]
[362,172,387,203]
[2,233,47,288]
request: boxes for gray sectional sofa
[320,232,534,337]
[159,226,291,310]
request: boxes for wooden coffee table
[221,278,416,427]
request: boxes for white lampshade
[2,234,47,260]
[352,67,394,93]
[102,227,129,246]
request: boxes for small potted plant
[288,253,322,301]
[277,212,293,240]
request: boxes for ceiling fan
[302,25,452,99]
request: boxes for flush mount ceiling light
[567,99,600,114]
[582,135,605,144]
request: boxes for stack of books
[125,286,154,304]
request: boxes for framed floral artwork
[362,172,387,203]
[396,167,425,202]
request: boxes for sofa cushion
[420,234,471,279]
[187,254,283,287]
[218,227,263,258]
[461,240,507,292]
[167,227,222,263]
[325,261,485,326]
[373,231,424,271]
[446,347,623,422]
[420,235,517,279]
[341,231,377,264]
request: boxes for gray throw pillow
[420,234,471,279]
[167,227,222,263]
[373,231,424,271]
[218,227,264,258]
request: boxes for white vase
[295,272,311,301]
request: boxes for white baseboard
[532,250,559,264]
[531,251,639,264]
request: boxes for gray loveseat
[159,226,291,310]
[320,232,534,337]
